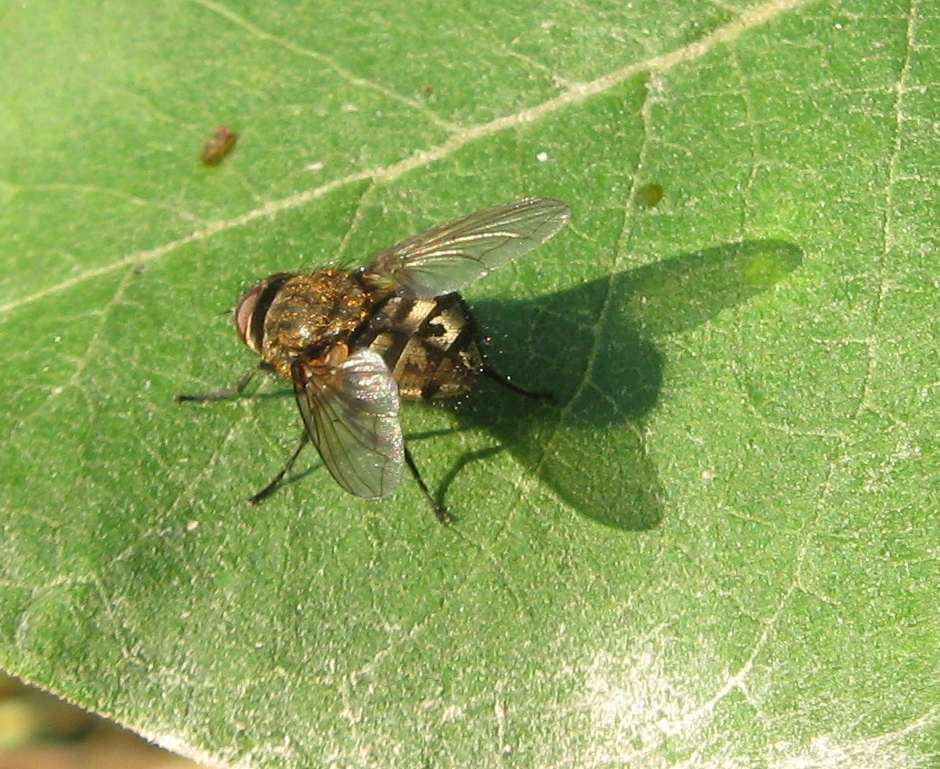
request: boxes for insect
[177,197,570,522]
[200,126,238,165]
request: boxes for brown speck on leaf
[200,126,237,165]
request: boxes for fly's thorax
[353,292,484,400]
[253,270,374,379]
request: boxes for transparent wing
[291,347,404,499]
[363,197,570,298]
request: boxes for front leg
[175,365,263,402]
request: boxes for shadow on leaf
[454,239,803,531]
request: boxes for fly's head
[234,284,263,352]
[232,273,294,355]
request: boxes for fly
[177,196,570,522]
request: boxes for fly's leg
[249,432,310,505]
[454,294,555,403]
[405,445,452,524]
[177,363,309,505]
[482,365,556,403]
[252,438,448,518]
[175,366,261,402]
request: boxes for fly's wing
[291,347,404,499]
[363,197,570,298]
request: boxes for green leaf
[2,0,938,766]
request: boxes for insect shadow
[448,238,804,531]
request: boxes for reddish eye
[234,285,262,351]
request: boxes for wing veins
[292,349,403,499]
[364,197,570,298]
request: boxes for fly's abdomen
[354,293,483,400]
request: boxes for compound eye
[233,284,263,352]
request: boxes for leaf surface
[1,0,938,766]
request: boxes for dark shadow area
[453,239,804,531]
